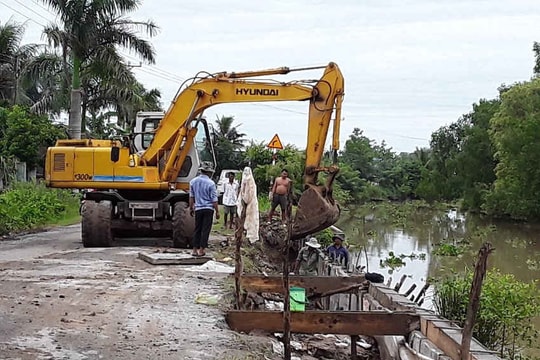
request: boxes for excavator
[44,62,345,248]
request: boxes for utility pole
[12,55,19,105]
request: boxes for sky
[2,0,540,153]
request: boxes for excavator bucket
[291,184,340,240]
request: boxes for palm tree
[41,0,158,139]
[114,84,162,132]
[214,115,246,148]
[212,115,246,175]
[0,20,46,106]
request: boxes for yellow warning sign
[267,134,284,149]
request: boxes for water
[336,205,540,355]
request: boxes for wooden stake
[414,282,430,303]
[283,216,293,360]
[404,283,417,297]
[394,274,407,292]
[461,242,494,360]
[234,205,247,310]
[351,335,358,359]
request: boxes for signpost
[267,133,283,166]
[267,134,284,196]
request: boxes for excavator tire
[172,202,194,248]
[81,200,113,247]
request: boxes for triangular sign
[267,133,284,149]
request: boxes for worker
[189,162,220,257]
[222,172,239,229]
[326,233,350,267]
[294,237,325,275]
[268,168,292,223]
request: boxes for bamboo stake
[234,205,247,310]
[461,242,494,360]
[282,211,294,360]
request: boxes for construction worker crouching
[294,237,325,275]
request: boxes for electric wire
[0,0,46,27]
[13,0,51,23]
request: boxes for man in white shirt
[222,172,239,229]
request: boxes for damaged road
[0,224,271,360]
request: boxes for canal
[336,203,540,356]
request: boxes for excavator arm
[143,62,344,238]
[143,63,344,185]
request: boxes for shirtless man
[268,169,292,222]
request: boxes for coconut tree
[41,0,158,139]
[212,115,246,175]
[0,20,46,106]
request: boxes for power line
[0,0,46,27]
[13,0,51,24]
[5,0,186,84]
[134,67,183,84]
[248,103,307,115]
[31,0,58,18]
[121,52,185,82]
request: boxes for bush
[0,182,80,235]
[433,269,540,359]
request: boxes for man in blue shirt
[189,162,220,257]
[326,233,349,267]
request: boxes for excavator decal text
[235,88,279,96]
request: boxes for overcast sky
[2,0,540,153]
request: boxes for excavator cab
[133,112,216,182]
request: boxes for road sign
[267,134,284,150]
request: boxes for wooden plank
[238,274,365,294]
[138,252,211,265]
[370,283,502,360]
[226,310,419,336]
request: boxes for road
[0,225,269,359]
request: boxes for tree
[212,115,246,175]
[41,0,158,139]
[0,20,59,109]
[0,105,66,168]
[418,120,467,201]
[340,128,378,182]
[457,99,499,211]
[485,79,540,219]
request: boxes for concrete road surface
[0,225,269,359]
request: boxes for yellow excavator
[45,62,345,247]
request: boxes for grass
[49,208,81,226]
[0,182,81,235]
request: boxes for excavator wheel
[172,202,194,248]
[81,200,113,247]
[292,184,340,240]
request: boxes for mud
[0,224,274,360]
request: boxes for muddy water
[336,205,540,354]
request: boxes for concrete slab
[138,252,212,265]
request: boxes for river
[336,204,540,356]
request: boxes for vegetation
[0,182,80,235]
[433,269,540,359]
[3,2,540,229]
[0,105,66,168]
[41,0,158,138]
[379,251,406,270]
